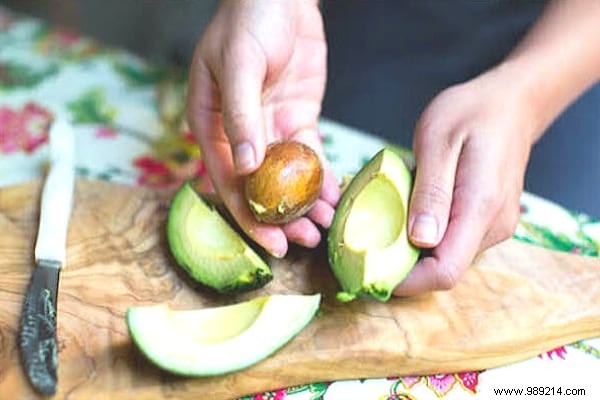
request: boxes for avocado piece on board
[126,294,321,376]
[328,148,420,302]
[167,182,272,293]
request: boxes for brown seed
[245,140,323,224]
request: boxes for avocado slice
[167,182,272,293]
[328,148,420,302]
[126,294,321,376]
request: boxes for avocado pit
[245,140,323,224]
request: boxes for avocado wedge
[167,182,272,293]
[328,148,420,302]
[126,294,321,376]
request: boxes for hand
[187,0,340,258]
[394,66,538,296]
[394,0,600,296]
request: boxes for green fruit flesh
[167,183,272,292]
[343,176,404,250]
[126,294,321,376]
[328,148,420,302]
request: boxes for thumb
[219,46,268,175]
[408,129,461,248]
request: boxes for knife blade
[19,117,75,396]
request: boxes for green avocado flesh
[167,183,272,293]
[328,148,420,302]
[126,294,321,376]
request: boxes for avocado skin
[167,182,272,294]
[212,268,273,294]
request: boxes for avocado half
[126,294,321,376]
[167,182,272,293]
[328,148,420,302]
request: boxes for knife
[19,118,75,396]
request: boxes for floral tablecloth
[1,7,599,400]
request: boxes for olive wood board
[0,179,599,400]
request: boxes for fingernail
[270,248,286,259]
[410,214,438,246]
[234,142,256,172]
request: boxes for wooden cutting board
[0,179,599,400]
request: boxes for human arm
[396,0,600,295]
[187,0,339,258]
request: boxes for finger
[219,41,268,174]
[394,144,497,296]
[392,256,444,297]
[200,124,289,258]
[307,199,335,229]
[392,208,486,297]
[282,218,321,248]
[188,56,288,258]
[408,121,462,248]
[321,165,341,207]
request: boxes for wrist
[492,1,600,143]
[501,54,568,141]
[476,60,547,145]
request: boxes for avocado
[126,294,321,376]
[167,182,272,293]
[328,148,420,302]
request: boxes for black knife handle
[19,261,60,396]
